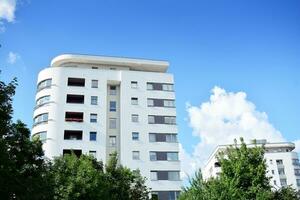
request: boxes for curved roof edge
[50,54,169,72]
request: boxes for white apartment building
[203,140,300,191]
[32,54,181,200]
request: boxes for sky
[1,0,300,177]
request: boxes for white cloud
[0,0,16,22]
[0,0,17,32]
[7,51,20,64]
[181,86,286,177]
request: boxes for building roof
[50,54,169,72]
[204,141,296,166]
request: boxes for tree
[104,153,150,200]
[180,138,300,200]
[51,153,105,200]
[51,152,150,200]
[273,186,300,200]
[0,77,52,200]
[217,138,272,199]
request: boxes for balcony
[64,130,83,140]
[67,78,85,87]
[65,112,84,122]
[66,94,84,104]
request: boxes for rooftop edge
[50,54,170,73]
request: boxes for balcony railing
[65,118,83,122]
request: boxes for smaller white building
[203,140,300,190]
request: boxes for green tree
[51,152,150,200]
[51,153,105,200]
[273,186,300,200]
[0,78,52,200]
[180,138,299,200]
[218,138,272,199]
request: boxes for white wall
[32,65,181,193]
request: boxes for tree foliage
[0,78,52,200]
[51,152,150,200]
[180,138,300,200]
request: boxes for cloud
[179,143,197,180]
[0,0,16,22]
[7,51,20,64]
[181,86,286,177]
[0,0,17,32]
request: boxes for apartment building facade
[203,140,300,191]
[32,54,181,200]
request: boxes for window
[164,116,176,124]
[276,160,283,165]
[162,84,174,91]
[166,134,178,142]
[64,130,83,140]
[132,132,139,140]
[63,149,82,157]
[292,159,300,165]
[91,96,98,105]
[295,169,300,175]
[150,152,179,161]
[36,95,50,107]
[131,114,139,123]
[147,82,174,91]
[270,159,273,164]
[274,180,277,185]
[109,136,116,147]
[147,99,175,107]
[148,116,176,124]
[132,151,140,160]
[90,132,97,141]
[67,78,85,87]
[150,171,158,181]
[151,191,180,200]
[147,83,154,90]
[66,94,84,104]
[297,179,300,186]
[65,112,83,122]
[280,179,287,186]
[167,152,179,161]
[149,133,178,143]
[278,168,285,175]
[150,171,180,181]
[109,85,117,95]
[34,113,48,125]
[131,97,138,105]
[89,151,96,157]
[150,152,156,161]
[147,99,154,107]
[149,133,156,142]
[271,170,275,175]
[110,101,116,111]
[32,131,47,142]
[91,80,98,88]
[109,118,117,129]
[148,115,155,124]
[131,81,138,89]
[214,162,221,167]
[168,171,180,181]
[90,114,97,123]
[37,79,52,91]
[164,100,175,107]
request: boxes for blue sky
[1,0,300,167]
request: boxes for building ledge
[50,54,169,73]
